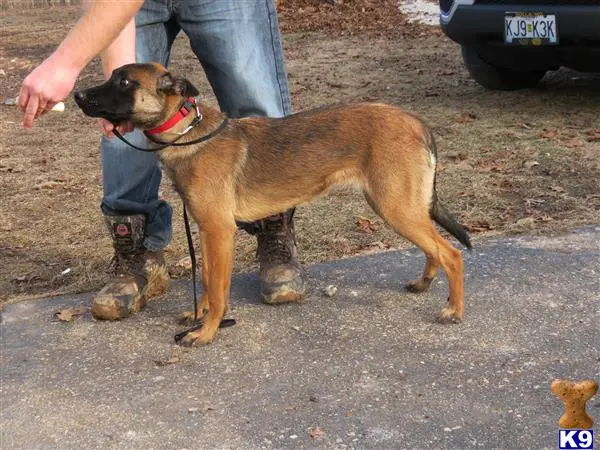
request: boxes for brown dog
[74,62,472,346]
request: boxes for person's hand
[98,118,135,139]
[19,55,80,128]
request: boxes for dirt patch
[1,3,599,303]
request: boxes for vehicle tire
[462,46,546,90]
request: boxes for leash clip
[176,99,203,136]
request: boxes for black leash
[112,116,229,153]
[109,109,235,343]
[183,205,199,322]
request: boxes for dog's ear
[158,73,199,97]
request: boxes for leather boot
[92,214,170,320]
[256,211,305,304]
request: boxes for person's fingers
[17,86,30,113]
[35,99,49,118]
[99,119,115,139]
[117,122,134,135]
[23,94,40,128]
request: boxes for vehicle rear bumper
[441,3,600,46]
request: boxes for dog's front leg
[180,230,211,323]
[179,218,236,347]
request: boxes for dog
[74,62,472,346]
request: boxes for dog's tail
[425,129,472,250]
[430,190,472,249]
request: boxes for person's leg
[176,0,291,118]
[176,0,304,304]
[93,0,182,320]
[101,0,181,251]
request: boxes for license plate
[505,12,558,45]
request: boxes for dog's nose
[73,91,86,104]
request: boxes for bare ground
[1,2,599,303]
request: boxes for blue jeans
[100,0,291,251]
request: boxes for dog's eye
[120,78,130,87]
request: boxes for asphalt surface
[1,227,599,449]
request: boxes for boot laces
[257,220,294,264]
[107,249,146,276]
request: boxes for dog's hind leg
[366,191,464,323]
[364,191,439,294]
[405,254,439,293]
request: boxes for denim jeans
[100,0,291,251]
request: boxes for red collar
[145,97,197,136]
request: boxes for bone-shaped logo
[551,379,598,429]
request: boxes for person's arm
[98,16,137,138]
[101,14,137,80]
[19,0,143,128]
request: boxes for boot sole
[92,268,171,320]
[261,280,305,305]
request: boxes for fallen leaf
[525,198,545,207]
[355,216,379,234]
[0,165,24,173]
[517,122,533,130]
[497,178,513,188]
[465,220,495,233]
[54,307,87,322]
[154,354,180,366]
[176,256,192,270]
[540,129,558,139]
[564,140,583,149]
[477,161,505,173]
[34,181,62,190]
[310,427,324,439]
[455,113,477,124]
[368,240,391,249]
[516,217,536,228]
[446,152,468,161]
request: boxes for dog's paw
[177,326,218,347]
[437,306,462,324]
[405,276,434,293]
[179,309,206,325]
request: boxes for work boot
[92,214,170,320]
[256,211,305,304]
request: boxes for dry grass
[1,4,599,304]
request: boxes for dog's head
[74,62,199,128]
